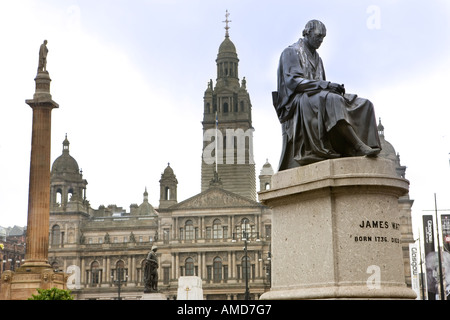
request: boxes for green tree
[28,287,74,300]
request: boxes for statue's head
[151,245,158,252]
[302,20,327,50]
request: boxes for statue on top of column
[37,40,48,74]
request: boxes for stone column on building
[175,253,180,279]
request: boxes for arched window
[115,260,126,282]
[206,102,211,113]
[91,261,100,284]
[240,101,245,112]
[185,258,194,276]
[51,225,61,246]
[56,188,62,205]
[265,182,270,190]
[213,257,222,283]
[213,219,222,239]
[185,220,194,240]
[165,187,170,200]
[68,188,74,201]
[241,218,250,240]
[223,102,229,113]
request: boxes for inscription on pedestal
[352,220,401,244]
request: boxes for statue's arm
[280,48,329,94]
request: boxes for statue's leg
[331,120,380,157]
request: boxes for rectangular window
[179,228,184,240]
[265,225,271,239]
[180,266,184,277]
[213,225,222,239]
[223,265,228,281]
[163,267,170,285]
[163,229,170,244]
[92,270,100,284]
[207,266,212,280]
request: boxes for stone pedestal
[0,267,67,300]
[259,157,416,300]
[177,276,204,300]
[141,293,167,300]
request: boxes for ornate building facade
[47,23,273,300]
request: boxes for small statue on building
[104,232,110,244]
[143,246,159,293]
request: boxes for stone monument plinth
[259,157,416,300]
[141,293,167,300]
[177,276,204,300]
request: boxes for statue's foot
[296,151,341,166]
[355,144,380,157]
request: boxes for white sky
[1,0,450,242]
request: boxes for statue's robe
[274,38,381,170]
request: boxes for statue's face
[306,29,326,50]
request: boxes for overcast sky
[1,0,450,240]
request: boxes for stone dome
[163,163,174,176]
[260,159,274,176]
[377,118,398,163]
[218,37,237,55]
[51,135,80,175]
[138,188,157,216]
[377,118,406,178]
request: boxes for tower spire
[223,10,231,38]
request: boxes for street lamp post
[243,232,250,300]
[259,247,272,288]
[232,221,251,300]
[111,267,127,300]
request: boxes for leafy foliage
[28,287,74,300]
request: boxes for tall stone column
[0,41,67,300]
[23,71,58,266]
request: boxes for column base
[260,285,416,300]
[0,265,67,300]
[141,292,167,300]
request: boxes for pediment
[170,187,262,210]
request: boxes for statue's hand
[328,83,345,95]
